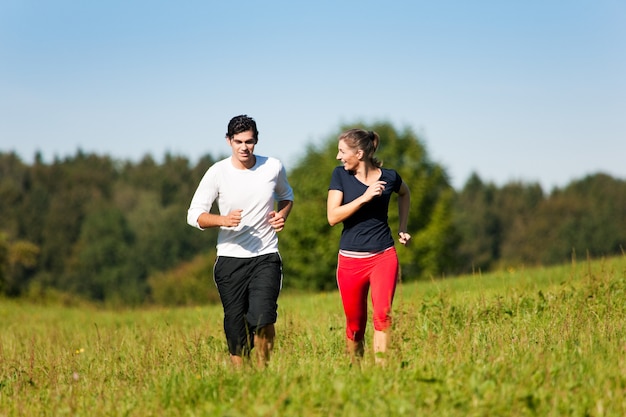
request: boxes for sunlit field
[1,256,625,416]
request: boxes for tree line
[1,122,624,305]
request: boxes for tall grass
[1,256,625,416]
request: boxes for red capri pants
[337,247,399,342]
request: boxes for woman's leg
[370,248,399,364]
[337,254,370,359]
[346,338,365,363]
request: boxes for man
[187,115,294,367]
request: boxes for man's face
[228,129,257,168]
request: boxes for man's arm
[268,200,293,232]
[196,209,243,229]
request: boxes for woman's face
[336,139,361,171]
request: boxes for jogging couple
[187,115,411,367]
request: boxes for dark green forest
[2,122,625,306]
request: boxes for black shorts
[213,252,283,356]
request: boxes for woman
[327,128,411,364]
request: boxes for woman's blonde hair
[338,128,382,168]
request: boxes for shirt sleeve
[274,161,294,202]
[392,170,403,193]
[328,166,344,191]
[186,166,219,230]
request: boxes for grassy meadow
[1,256,625,416]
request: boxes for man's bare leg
[254,324,275,367]
[230,354,244,367]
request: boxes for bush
[148,253,220,306]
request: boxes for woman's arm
[327,190,361,226]
[327,180,386,226]
[397,181,411,245]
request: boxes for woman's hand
[364,181,387,202]
[398,231,411,246]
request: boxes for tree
[0,232,40,296]
[452,173,501,273]
[64,206,138,303]
[495,181,544,266]
[524,173,626,265]
[278,144,342,291]
[0,153,28,237]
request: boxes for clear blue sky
[1,0,624,190]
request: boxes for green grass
[1,256,625,416]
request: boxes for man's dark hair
[226,115,259,140]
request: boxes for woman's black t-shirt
[328,166,403,252]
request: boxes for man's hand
[223,209,243,227]
[268,211,286,232]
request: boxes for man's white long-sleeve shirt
[187,155,294,258]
